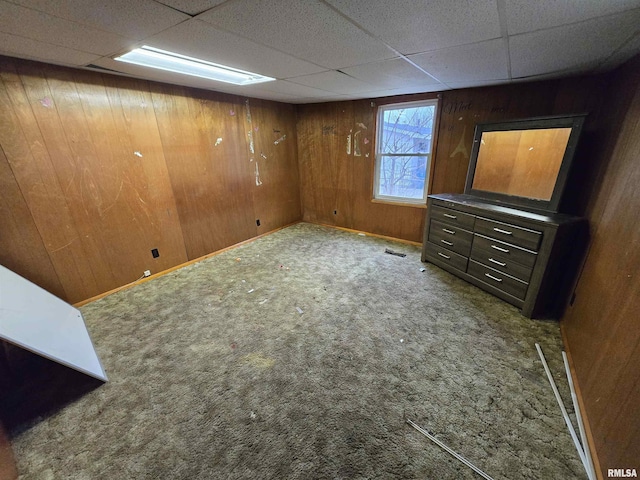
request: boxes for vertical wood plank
[0,144,65,298]
[0,59,97,302]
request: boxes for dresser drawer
[470,241,533,283]
[430,205,475,230]
[429,219,473,256]
[424,242,469,273]
[468,259,529,300]
[475,217,542,251]
[471,234,537,269]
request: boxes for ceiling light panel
[115,46,275,85]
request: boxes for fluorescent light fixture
[114,45,275,86]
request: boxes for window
[374,99,438,204]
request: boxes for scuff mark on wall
[322,125,335,135]
[261,152,267,159]
[353,131,361,156]
[356,122,367,130]
[450,125,469,158]
[255,162,262,186]
[245,99,252,124]
[274,134,286,145]
[246,99,255,153]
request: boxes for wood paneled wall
[296,77,604,242]
[0,422,17,480]
[297,99,429,242]
[561,55,640,477]
[0,57,300,303]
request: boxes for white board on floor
[0,265,107,382]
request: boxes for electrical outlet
[144,270,151,277]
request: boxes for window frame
[373,98,439,205]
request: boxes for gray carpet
[12,222,585,479]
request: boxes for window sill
[371,198,427,209]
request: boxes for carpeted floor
[11,222,585,479]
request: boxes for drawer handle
[491,245,509,253]
[485,273,503,283]
[443,213,457,219]
[489,258,506,267]
[440,239,453,246]
[437,252,451,260]
[442,228,456,235]
[493,227,513,235]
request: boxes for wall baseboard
[309,222,423,247]
[74,221,301,308]
[561,323,604,480]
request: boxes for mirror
[464,115,586,213]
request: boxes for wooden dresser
[421,193,587,319]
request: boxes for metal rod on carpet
[406,419,495,480]
[562,351,596,480]
[535,343,587,470]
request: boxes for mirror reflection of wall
[472,128,572,201]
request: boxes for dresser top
[429,193,584,226]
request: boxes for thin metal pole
[562,351,596,480]
[535,343,587,469]
[406,419,495,480]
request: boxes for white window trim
[374,99,438,205]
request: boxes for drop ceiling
[1,0,640,104]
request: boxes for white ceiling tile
[287,70,380,95]
[143,19,325,78]
[325,0,501,54]
[9,0,189,40]
[257,80,342,98]
[0,1,132,55]
[510,11,640,78]
[598,32,640,72]
[0,32,101,66]
[294,94,352,104]
[154,0,227,16]
[350,84,447,99]
[506,0,640,35]
[339,57,441,89]
[409,39,509,83]
[445,78,510,90]
[196,0,396,69]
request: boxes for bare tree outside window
[375,100,437,203]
